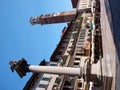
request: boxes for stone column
[29,65,81,76]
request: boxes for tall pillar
[29,65,81,76]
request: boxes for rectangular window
[78,39,84,42]
[50,63,57,66]
[71,41,73,43]
[76,46,83,48]
[42,77,50,81]
[62,40,68,43]
[39,84,46,88]
[80,34,85,38]
[76,53,82,56]
[79,36,85,39]
[78,83,82,87]
[78,43,83,45]
[45,18,48,23]
[75,58,80,60]
[74,62,79,65]
[69,46,73,49]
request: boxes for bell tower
[30,10,77,25]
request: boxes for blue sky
[0,0,72,90]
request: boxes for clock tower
[30,10,77,25]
